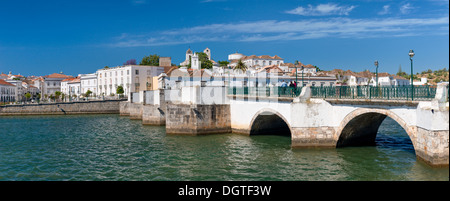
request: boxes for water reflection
[0,115,447,181]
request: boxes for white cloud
[378,5,390,15]
[110,16,449,47]
[286,3,356,16]
[400,3,414,14]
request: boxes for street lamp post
[409,50,415,100]
[295,66,298,85]
[374,60,379,87]
[301,66,304,87]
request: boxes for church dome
[228,52,244,61]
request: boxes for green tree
[85,90,92,97]
[217,60,229,67]
[55,91,62,101]
[140,54,160,66]
[24,93,31,102]
[234,59,247,73]
[196,52,213,69]
[116,85,124,97]
[314,65,322,72]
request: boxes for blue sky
[0,0,448,76]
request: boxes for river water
[0,114,448,181]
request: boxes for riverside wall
[0,100,124,115]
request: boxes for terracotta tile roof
[392,75,408,80]
[44,73,73,79]
[62,78,77,82]
[377,72,391,77]
[69,78,80,83]
[357,70,375,78]
[0,79,15,86]
[238,55,284,61]
[303,64,316,68]
[257,64,284,73]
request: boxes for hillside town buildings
[2,47,427,104]
[96,65,165,97]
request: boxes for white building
[0,79,16,103]
[369,73,410,86]
[97,65,165,97]
[228,54,284,69]
[413,77,428,86]
[80,73,97,96]
[5,79,24,102]
[61,77,76,98]
[68,78,81,99]
[42,73,73,96]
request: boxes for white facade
[42,73,73,96]
[413,78,428,86]
[80,73,97,96]
[369,76,410,86]
[5,80,24,102]
[228,55,284,69]
[97,65,165,97]
[61,78,74,97]
[228,52,245,61]
[68,80,81,98]
[191,53,200,70]
[0,80,16,102]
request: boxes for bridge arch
[249,108,292,136]
[335,108,417,150]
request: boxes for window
[269,61,272,65]
[135,70,139,75]
[127,70,129,75]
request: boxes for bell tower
[203,47,211,60]
[191,53,200,70]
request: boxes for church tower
[203,47,211,60]
[186,48,193,61]
[191,53,200,70]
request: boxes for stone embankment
[0,99,124,115]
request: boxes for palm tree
[234,59,247,74]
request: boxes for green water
[0,114,448,181]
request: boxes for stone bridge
[121,84,449,167]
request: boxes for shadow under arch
[336,108,417,151]
[249,109,292,137]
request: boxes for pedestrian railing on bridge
[227,85,438,101]
[310,85,437,101]
[227,86,302,98]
